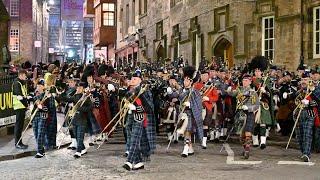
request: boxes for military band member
[164,75,181,143]
[66,82,93,158]
[194,70,219,149]
[252,68,274,149]
[295,73,318,162]
[123,71,155,171]
[175,66,203,157]
[32,79,52,158]
[44,74,59,150]
[62,78,77,150]
[228,74,260,159]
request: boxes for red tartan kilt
[93,100,113,133]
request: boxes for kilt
[203,108,213,127]
[244,112,254,133]
[296,110,314,156]
[125,114,134,152]
[260,105,273,126]
[45,113,57,148]
[74,124,86,153]
[33,116,46,153]
[87,112,101,135]
[127,119,144,164]
[145,114,156,153]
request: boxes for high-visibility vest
[12,81,28,110]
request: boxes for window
[139,0,147,15]
[219,14,226,30]
[314,7,320,58]
[10,0,19,17]
[103,3,115,26]
[132,0,135,26]
[156,21,163,40]
[171,0,182,7]
[10,29,19,52]
[262,16,275,60]
[125,4,129,34]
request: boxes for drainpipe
[299,0,304,67]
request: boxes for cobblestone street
[0,137,320,180]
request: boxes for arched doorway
[156,44,165,65]
[213,38,233,69]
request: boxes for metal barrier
[0,74,17,131]
[0,74,17,84]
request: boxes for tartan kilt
[296,109,314,156]
[87,112,101,135]
[45,113,57,147]
[146,114,156,153]
[260,105,273,125]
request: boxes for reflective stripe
[12,81,28,110]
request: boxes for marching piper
[227,74,260,159]
[194,70,219,149]
[123,71,156,171]
[173,66,203,157]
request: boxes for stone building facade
[2,0,49,64]
[116,0,142,68]
[127,0,320,71]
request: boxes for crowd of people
[9,56,320,171]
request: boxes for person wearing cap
[64,81,93,158]
[61,78,78,150]
[32,79,52,158]
[163,75,181,143]
[227,74,260,159]
[123,71,155,171]
[276,71,297,136]
[194,70,219,149]
[294,73,318,162]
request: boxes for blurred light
[67,50,75,58]
[49,0,54,5]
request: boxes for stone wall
[135,0,320,71]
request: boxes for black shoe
[173,140,178,144]
[35,153,44,158]
[260,144,266,149]
[243,151,250,159]
[74,152,81,158]
[67,146,77,150]
[213,139,220,143]
[133,162,144,170]
[123,162,133,171]
[302,155,310,162]
[124,151,129,157]
[253,145,259,148]
[16,144,28,149]
[89,143,94,146]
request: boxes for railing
[0,74,17,84]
